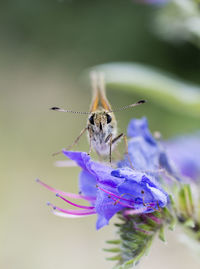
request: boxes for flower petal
[63,150,124,188]
[127,117,156,145]
[79,170,97,198]
[165,133,200,180]
[118,136,160,171]
[118,118,160,171]
[62,151,91,171]
[96,215,109,230]
[95,187,124,226]
[115,169,169,209]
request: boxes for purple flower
[165,133,200,181]
[134,0,168,5]
[119,117,169,173]
[119,117,159,171]
[37,150,169,229]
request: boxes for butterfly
[51,72,146,162]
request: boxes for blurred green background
[1,1,200,269]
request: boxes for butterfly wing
[90,72,112,112]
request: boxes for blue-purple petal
[95,188,124,227]
[62,151,91,171]
[89,161,123,187]
[135,0,168,5]
[127,117,156,145]
[96,215,109,230]
[79,170,97,198]
[63,150,124,187]
[115,168,168,208]
[118,136,160,171]
[165,133,200,180]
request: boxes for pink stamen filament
[52,211,90,218]
[36,179,95,202]
[97,186,136,203]
[56,193,94,210]
[47,202,96,216]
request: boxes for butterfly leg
[112,133,134,169]
[88,133,92,156]
[109,135,113,163]
[105,134,113,163]
[52,127,87,156]
[112,133,123,148]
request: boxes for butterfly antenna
[109,100,146,113]
[50,107,90,115]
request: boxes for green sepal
[158,226,165,242]
[184,219,195,228]
[105,209,174,268]
[106,240,121,245]
[103,248,120,253]
[106,255,121,261]
[168,216,176,231]
[174,183,200,252]
[113,259,135,269]
[178,184,194,219]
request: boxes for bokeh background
[1,1,200,269]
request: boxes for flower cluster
[37,117,200,266]
[37,117,172,230]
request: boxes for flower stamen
[36,178,95,201]
[56,193,94,210]
[47,202,96,216]
[141,190,161,212]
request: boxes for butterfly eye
[89,115,95,125]
[106,114,112,124]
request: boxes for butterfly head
[88,111,115,133]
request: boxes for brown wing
[90,72,112,112]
